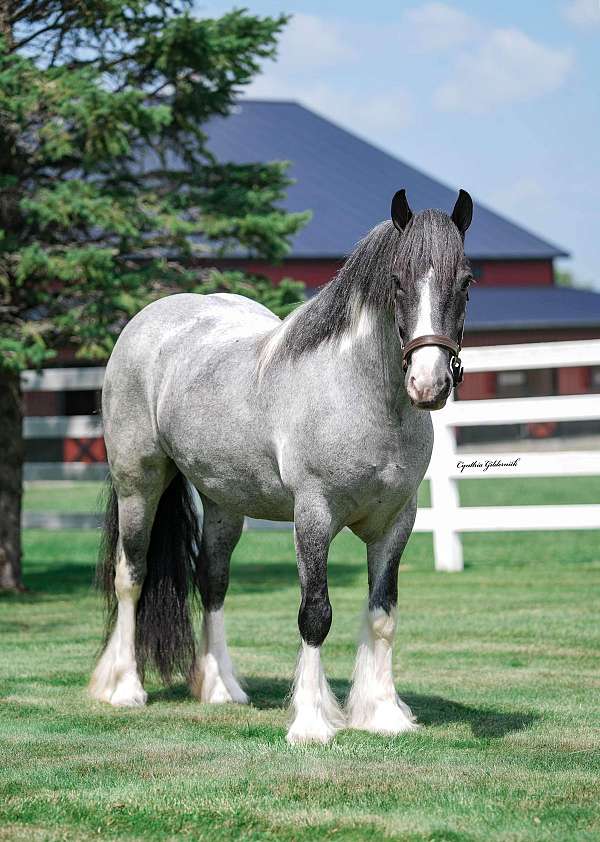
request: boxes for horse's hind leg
[90,480,165,707]
[190,496,247,704]
[346,496,419,734]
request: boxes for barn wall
[557,367,589,395]
[475,260,554,286]
[200,258,343,289]
[458,371,496,401]
[201,257,554,289]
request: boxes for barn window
[496,370,527,398]
[63,390,101,416]
[496,369,556,399]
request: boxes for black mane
[263,210,465,362]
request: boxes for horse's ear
[391,189,413,232]
[451,189,473,238]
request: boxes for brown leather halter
[401,332,464,386]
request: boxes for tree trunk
[0,368,24,592]
[0,3,13,50]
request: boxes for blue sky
[199,1,599,287]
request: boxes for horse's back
[116,292,278,350]
[107,292,277,376]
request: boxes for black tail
[96,473,202,684]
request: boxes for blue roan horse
[90,189,473,743]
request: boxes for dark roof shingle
[205,100,568,261]
[467,286,600,330]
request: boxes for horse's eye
[460,276,472,293]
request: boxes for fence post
[430,400,463,572]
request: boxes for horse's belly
[170,434,294,521]
[190,469,294,521]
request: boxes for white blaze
[407,267,445,381]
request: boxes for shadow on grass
[14,563,96,598]
[194,676,537,739]
[149,683,192,703]
[404,692,538,738]
[13,560,359,600]
[3,672,537,744]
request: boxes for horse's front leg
[346,495,419,734]
[287,498,345,744]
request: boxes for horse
[90,188,474,744]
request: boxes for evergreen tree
[0,2,308,591]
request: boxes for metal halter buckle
[450,354,464,386]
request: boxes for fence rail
[426,339,600,570]
[22,338,600,566]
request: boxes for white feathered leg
[346,606,417,734]
[190,608,248,704]
[287,642,345,744]
[89,545,147,707]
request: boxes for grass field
[21,475,600,512]
[2,482,600,841]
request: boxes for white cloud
[245,13,412,139]
[247,75,412,139]
[563,0,600,26]
[434,27,573,113]
[303,86,412,138]
[404,2,480,51]
[272,13,355,72]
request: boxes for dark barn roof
[205,100,568,261]
[467,286,600,330]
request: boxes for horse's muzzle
[406,369,453,410]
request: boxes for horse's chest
[328,419,433,517]
[352,460,421,505]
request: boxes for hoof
[190,667,249,705]
[89,667,147,708]
[286,710,344,745]
[110,684,148,708]
[347,697,419,735]
[203,683,249,705]
[88,683,115,704]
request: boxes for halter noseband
[401,332,464,386]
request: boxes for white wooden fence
[22,338,600,568]
[416,339,600,570]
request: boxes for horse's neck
[335,313,410,413]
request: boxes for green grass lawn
[22,476,600,513]
[1,523,600,841]
[23,482,107,514]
